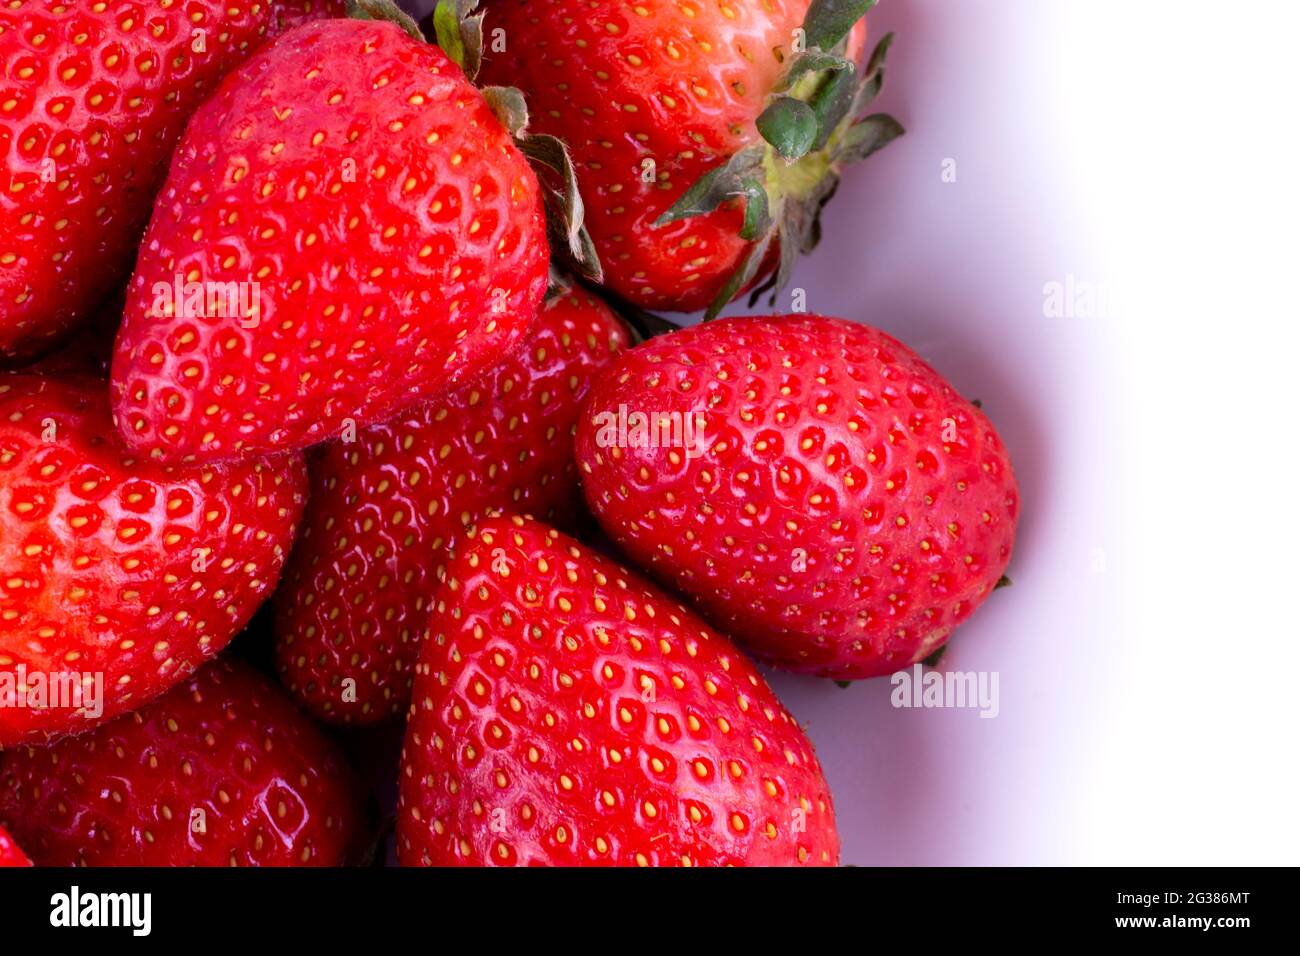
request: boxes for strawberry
[110,14,551,463]
[273,288,628,726]
[397,514,839,866]
[478,0,902,316]
[574,315,1019,679]
[0,373,306,744]
[0,822,29,866]
[0,0,340,364]
[0,658,363,866]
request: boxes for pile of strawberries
[0,0,1017,867]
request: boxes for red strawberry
[110,15,549,463]
[574,315,1019,679]
[0,373,306,744]
[274,288,629,726]
[397,514,839,866]
[478,0,901,316]
[0,0,340,364]
[0,658,363,866]
[0,822,29,866]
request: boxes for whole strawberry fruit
[574,315,1019,679]
[0,0,339,364]
[397,514,839,866]
[479,0,902,316]
[0,374,306,744]
[0,658,363,866]
[273,288,629,726]
[111,15,549,462]
[0,823,29,866]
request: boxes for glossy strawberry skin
[111,18,549,463]
[0,374,306,745]
[0,0,339,364]
[574,315,1019,679]
[0,822,29,866]
[273,290,629,727]
[397,514,839,867]
[478,0,863,313]
[0,658,363,866]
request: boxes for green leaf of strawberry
[430,0,485,81]
[709,232,776,321]
[804,0,881,51]
[516,134,604,282]
[739,179,774,241]
[757,96,821,161]
[481,86,529,135]
[655,146,767,226]
[345,0,422,40]
[835,113,907,165]
[774,51,856,94]
[809,64,861,150]
[851,31,898,116]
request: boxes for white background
[1052,0,1300,865]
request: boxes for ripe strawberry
[397,514,839,866]
[574,315,1019,679]
[0,373,306,744]
[478,0,901,316]
[110,15,549,463]
[0,658,363,866]
[0,0,340,364]
[274,288,629,726]
[0,822,29,866]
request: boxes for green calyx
[345,0,425,42]
[344,0,602,283]
[656,0,904,320]
[429,0,485,80]
[764,145,833,206]
[756,97,819,162]
[347,0,485,76]
[804,0,881,52]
